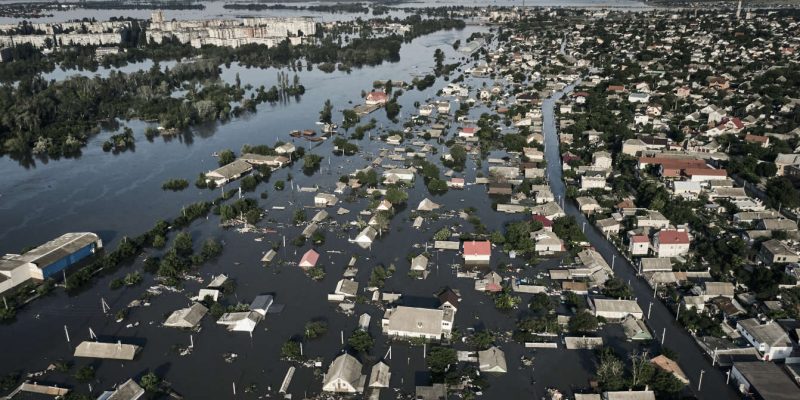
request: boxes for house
[463,241,491,263]
[250,295,274,316]
[629,235,650,256]
[275,142,296,154]
[334,279,359,298]
[652,230,690,258]
[458,126,477,138]
[581,175,606,190]
[639,257,672,273]
[448,177,465,189]
[703,282,734,300]
[239,153,289,168]
[74,341,141,361]
[603,391,656,400]
[532,214,553,231]
[530,202,565,219]
[730,361,799,400]
[596,218,620,235]
[417,198,441,211]
[299,249,320,268]
[216,311,262,332]
[478,346,508,373]
[759,239,799,265]
[97,379,145,400]
[576,197,602,214]
[437,287,460,311]
[314,193,339,207]
[354,227,378,249]
[206,159,253,186]
[744,134,770,148]
[736,318,793,361]
[365,91,388,105]
[757,219,798,232]
[322,353,366,394]
[649,355,688,384]
[383,168,415,183]
[382,306,455,340]
[368,361,391,389]
[591,298,644,320]
[164,303,208,328]
[622,315,652,341]
[774,153,800,176]
[628,92,650,103]
[671,181,703,198]
[411,254,429,273]
[475,271,503,292]
[636,211,670,229]
[416,383,447,400]
[533,230,563,255]
[593,151,612,169]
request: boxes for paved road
[541,84,739,399]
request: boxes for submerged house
[478,346,508,373]
[299,249,320,269]
[322,353,366,394]
[164,302,208,329]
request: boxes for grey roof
[106,379,145,400]
[383,306,446,337]
[335,279,359,297]
[164,303,208,328]
[704,281,734,297]
[207,159,252,180]
[593,299,643,315]
[411,254,429,271]
[762,239,796,256]
[640,258,673,272]
[250,295,274,316]
[368,361,391,388]
[478,346,508,373]
[738,318,792,348]
[1,232,100,271]
[760,219,798,231]
[74,341,140,360]
[416,383,446,400]
[602,391,656,400]
[732,362,800,400]
[323,353,365,392]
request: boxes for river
[541,84,739,398]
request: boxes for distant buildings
[0,232,102,294]
[146,11,315,49]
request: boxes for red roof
[367,91,388,101]
[463,241,491,257]
[451,177,465,183]
[683,168,727,177]
[532,214,553,227]
[631,235,649,243]
[607,85,625,92]
[656,230,689,245]
[460,127,476,134]
[744,134,768,143]
[299,249,319,267]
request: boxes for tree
[595,348,625,390]
[426,346,457,376]
[529,293,554,314]
[602,277,632,299]
[765,177,800,209]
[303,154,323,170]
[173,231,193,257]
[467,330,494,350]
[240,175,258,192]
[281,340,303,361]
[304,320,328,339]
[200,239,223,260]
[348,330,374,353]
[139,371,161,392]
[385,186,408,205]
[319,99,333,124]
[342,109,360,131]
[73,366,95,383]
[568,310,598,334]
[494,288,520,311]
[217,149,235,167]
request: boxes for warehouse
[0,232,102,294]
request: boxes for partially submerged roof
[164,303,208,328]
[368,361,391,388]
[478,346,508,373]
[74,341,140,360]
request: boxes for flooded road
[541,84,738,399]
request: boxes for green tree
[348,330,374,353]
[529,293,554,314]
[467,330,494,350]
[173,231,193,257]
[139,371,161,392]
[426,346,457,376]
[602,277,632,299]
[765,177,800,209]
[385,186,408,205]
[568,310,598,334]
[281,340,303,361]
[73,366,95,383]
[342,109,360,131]
[319,99,333,124]
[304,320,328,339]
[217,149,235,167]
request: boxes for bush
[304,320,328,339]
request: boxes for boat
[305,136,325,142]
[289,130,301,137]
[302,129,316,137]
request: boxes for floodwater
[0,21,617,399]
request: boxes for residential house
[736,318,793,361]
[206,159,253,186]
[463,241,491,263]
[299,249,320,269]
[478,346,508,373]
[164,303,208,329]
[591,298,644,320]
[759,239,799,265]
[382,306,455,340]
[730,361,799,400]
[365,91,388,105]
[629,235,650,256]
[576,197,602,214]
[322,353,366,393]
[533,229,563,255]
[354,227,378,249]
[652,230,690,258]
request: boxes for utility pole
[64,325,70,343]
[661,327,666,346]
[647,301,653,319]
[698,369,705,391]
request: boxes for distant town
[1,2,800,400]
